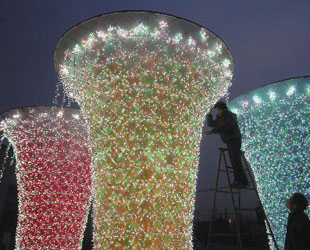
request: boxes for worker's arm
[206,113,217,127]
[212,116,236,134]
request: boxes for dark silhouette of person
[205,101,248,188]
[285,192,310,250]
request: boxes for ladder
[206,147,279,250]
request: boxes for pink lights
[0,107,92,249]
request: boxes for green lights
[229,76,310,249]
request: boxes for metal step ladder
[205,147,279,250]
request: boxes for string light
[268,91,276,101]
[286,86,296,96]
[229,76,310,249]
[0,139,14,182]
[0,106,92,250]
[55,11,233,249]
[252,95,262,104]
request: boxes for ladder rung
[224,166,251,172]
[219,148,228,151]
[210,233,238,237]
[217,185,256,191]
[236,208,255,211]
[212,212,235,215]
[217,190,239,194]
[219,170,234,173]
[218,186,236,189]
[239,187,255,190]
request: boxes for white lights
[287,86,296,96]
[200,28,208,41]
[230,108,239,114]
[207,50,216,57]
[241,100,249,108]
[159,21,168,29]
[215,43,223,53]
[222,58,231,68]
[188,37,196,47]
[253,95,262,104]
[173,33,183,44]
[60,65,69,76]
[13,113,20,119]
[57,111,63,117]
[268,91,276,101]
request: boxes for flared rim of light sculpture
[54,10,233,75]
[0,105,82,121]
[229,75,310,110]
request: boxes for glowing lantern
[55,11,233,249]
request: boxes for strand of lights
[0,107,92,249]
[0,134,5,181]
[0,139,13,182]
[55,12,233,249]
[229,76,310,249]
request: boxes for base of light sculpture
[0,107,92,249]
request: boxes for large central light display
[54,11,233,249]
[0,106,92,249]
[229,76,310,249]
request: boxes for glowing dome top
[229,76,310,112]
[54,11,233,64]
[54,11,233,101]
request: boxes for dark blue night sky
[1,0,310,215]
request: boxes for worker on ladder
[205,101,248,188]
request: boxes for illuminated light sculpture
[229,76,310,249]
[0,106,92,249]
[54,11,233,249]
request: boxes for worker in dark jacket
[285,193,310,250]
[205,101,248,188]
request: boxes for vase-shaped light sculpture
[229,76,310,249]
[54,11,233,249]
[0,107,92,249]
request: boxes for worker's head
[214,101,227,117]
[286,193,309,212]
